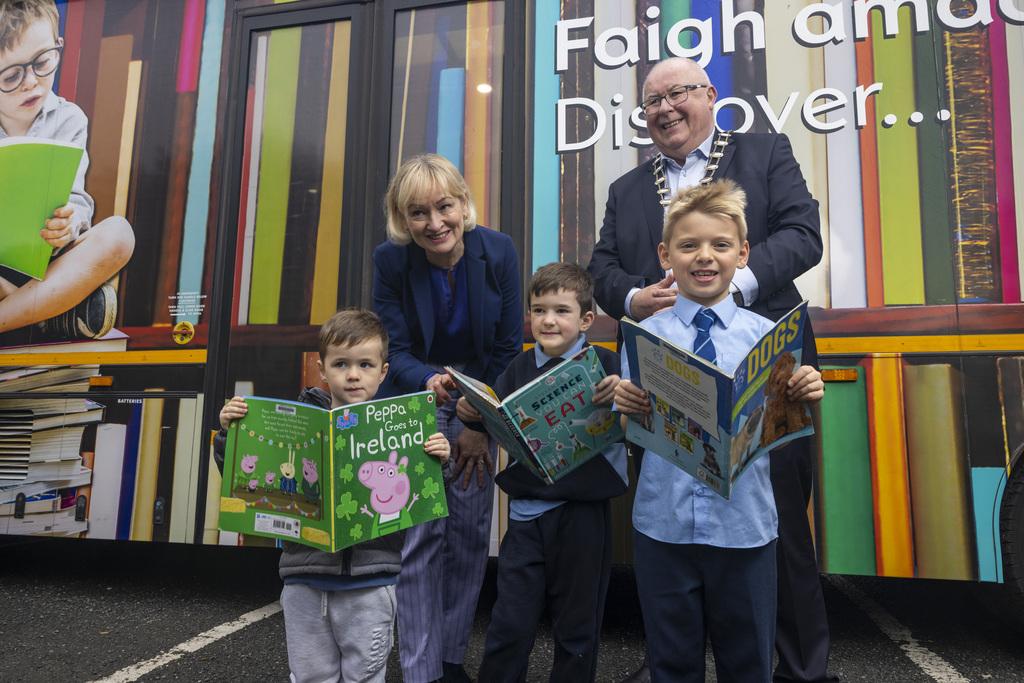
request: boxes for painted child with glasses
[615,180,824,683]
[0,0,134,340]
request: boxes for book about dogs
[620,302,813,498]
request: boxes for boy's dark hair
[0,0,59,54]
[318,308,389,361]
[529,263,594,314]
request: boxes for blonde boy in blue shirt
[615,179,824,683]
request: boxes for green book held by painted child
[0,137,84,280]
[218,391,449,552]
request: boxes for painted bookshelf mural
[1,0,1022,575]
[388,2,505,230]
[534,0,1024,578]
[0,0,228,542]
[232,20,352,329]
[532,0,1023,309]
[816,355,1020,583]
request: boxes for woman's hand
[425,372,457,404]
[41,205,75,249]
[423,432,451,464]
[613,379,650,415]
[219,396,248,430]
[452,428,493,490]
[787,365,824,403]
[456,397,482,423]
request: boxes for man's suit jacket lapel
[640,159,663,264]
[463,231,487,362]
[409,248,435,358]
[715,133,738,181]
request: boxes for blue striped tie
[692,307,718,365]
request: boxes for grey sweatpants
[281,583,396,683]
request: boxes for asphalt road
[1,538,1023,682]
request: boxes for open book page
[726,303,813,486]
[446,366,547,481]
[499,347,622,483]
[220,397,332,550]
[219,391,448,551]
[328,391,448,550]
[620,302,812,498]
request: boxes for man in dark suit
[589,57,834,683]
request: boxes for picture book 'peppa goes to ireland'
[219,391,448,551]
[0,137,84,280]
[447,346,623,484]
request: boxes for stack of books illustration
[0,332,127,536]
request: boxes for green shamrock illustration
[335,433,347,451]
[414,462,426,475]
[339,463,354,483]
[335,492,358,520]
[421,476,440,499]
[350,524,363,540]
[425,413,435,427]
[408,397,422,413]
[432,502,444,516]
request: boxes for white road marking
[829,576,970,683]
[88,601,282,683]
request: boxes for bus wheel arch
[1002,448,1024,604]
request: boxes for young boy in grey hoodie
[215,309,449,683]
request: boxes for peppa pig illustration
[279,450,297,495]
[301,458,321,503]
[240,454,259,493]
[263,470,276,492]
[357,450,419,538]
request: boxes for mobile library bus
[0,0,1021,603]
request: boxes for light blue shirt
[622,294,777,548]
[510,335,629,522]
[625,130,760,316]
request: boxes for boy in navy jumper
[458,263,627,683]
[615,180,824,683]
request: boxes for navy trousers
[634,532,777,683]
[479,500,612,682]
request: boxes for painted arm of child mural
[40,205,76,249]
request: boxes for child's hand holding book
[613,380,649,416]
[40,204,74,249]
[423,432,451,465]
[219,396,248,430]
[786,366,824,403]
[592,374,620,405]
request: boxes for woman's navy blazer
[372,226,523,393]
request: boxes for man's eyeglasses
[0,46,63,94]
[641,84,709,115]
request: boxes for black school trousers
[479,499,612,683]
